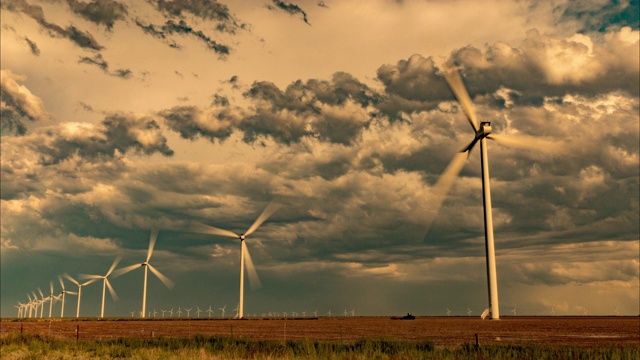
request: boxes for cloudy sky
[1,0,638,319]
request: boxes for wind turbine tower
[191,202,280,319]
[442,66,500,319]
[113,229,174,318]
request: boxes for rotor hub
[239,234,245,240]
[476,121,492,138]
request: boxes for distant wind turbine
[219,305,227,318]
[57,275,77,318]
[207,306,213,318]
[511,307,516,316]
[37,288,46,317]
[447,308,452,316]
[64,273,97,318]
[113,229,174,318]
[190,201,280,319]
[80,257,121,318]
[47,281,57,318]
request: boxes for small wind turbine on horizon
[112,229,174,318]
[190,201,281,319]
[80,257,121,318]
[63,273,97,318]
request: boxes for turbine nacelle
[462,121,493,153]
[239,234,246,241]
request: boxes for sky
[1,0,638,319]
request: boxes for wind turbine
[57,275,77,318]
[112,229,174,318]
[47,282,58,318]
[427,66,501,319]
[447,308,452,316]
[219,305,226,318]
[190,201,280,319]
[37,288,47,318]
[63,273,97,318]
[80,257,121,318]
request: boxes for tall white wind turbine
[57,276,78,318]
[191,202,280,319]
[425,66,501,319]
[63,273,97,318]
[47,282,57,318]
[113,229,174,318]
[80,257,121,318]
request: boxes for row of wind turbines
[16,66,512,320]
[16,203,281,320]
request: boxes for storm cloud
[0,69,47,135]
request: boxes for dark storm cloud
[23,37,40,55]
[560,0,639,32]
[268,0,311,25]
[240,72,383,145]
[379,29,639,106]
[0,69,46,136]
[158,105,238,142]
[78,54,133,79]
[1,0,104,50]
[23,114,174,165]
[65,0,128,31]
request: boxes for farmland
[2,316,638,347]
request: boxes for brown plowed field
[2,316,638,347]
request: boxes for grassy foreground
[1,333,638,360]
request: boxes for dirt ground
[1,316,638,347]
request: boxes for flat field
[1,316,638,347]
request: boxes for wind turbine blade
[190,221,239,238]
[66,291,78,295]
[63,273,79,286]
[442,66,478,131]
[489,134,562,154]
[242,241,262,290]
[423,152,468,239]
[105,279,118,301]
[50,281,54,295]
[38,288,44,297]
[147,264,175,289]
[80,278,99,286]
[105,257,122,277]
[80,274,103,280]
[245,202,280,237]
[147,229,159,262]
[58,276,65,291]
[112,263,141,278]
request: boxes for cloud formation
[2,0,104,50]
[0,69,46,135]
[78,54,133,79]
[268,0,311,25]
[65,0,128,31]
